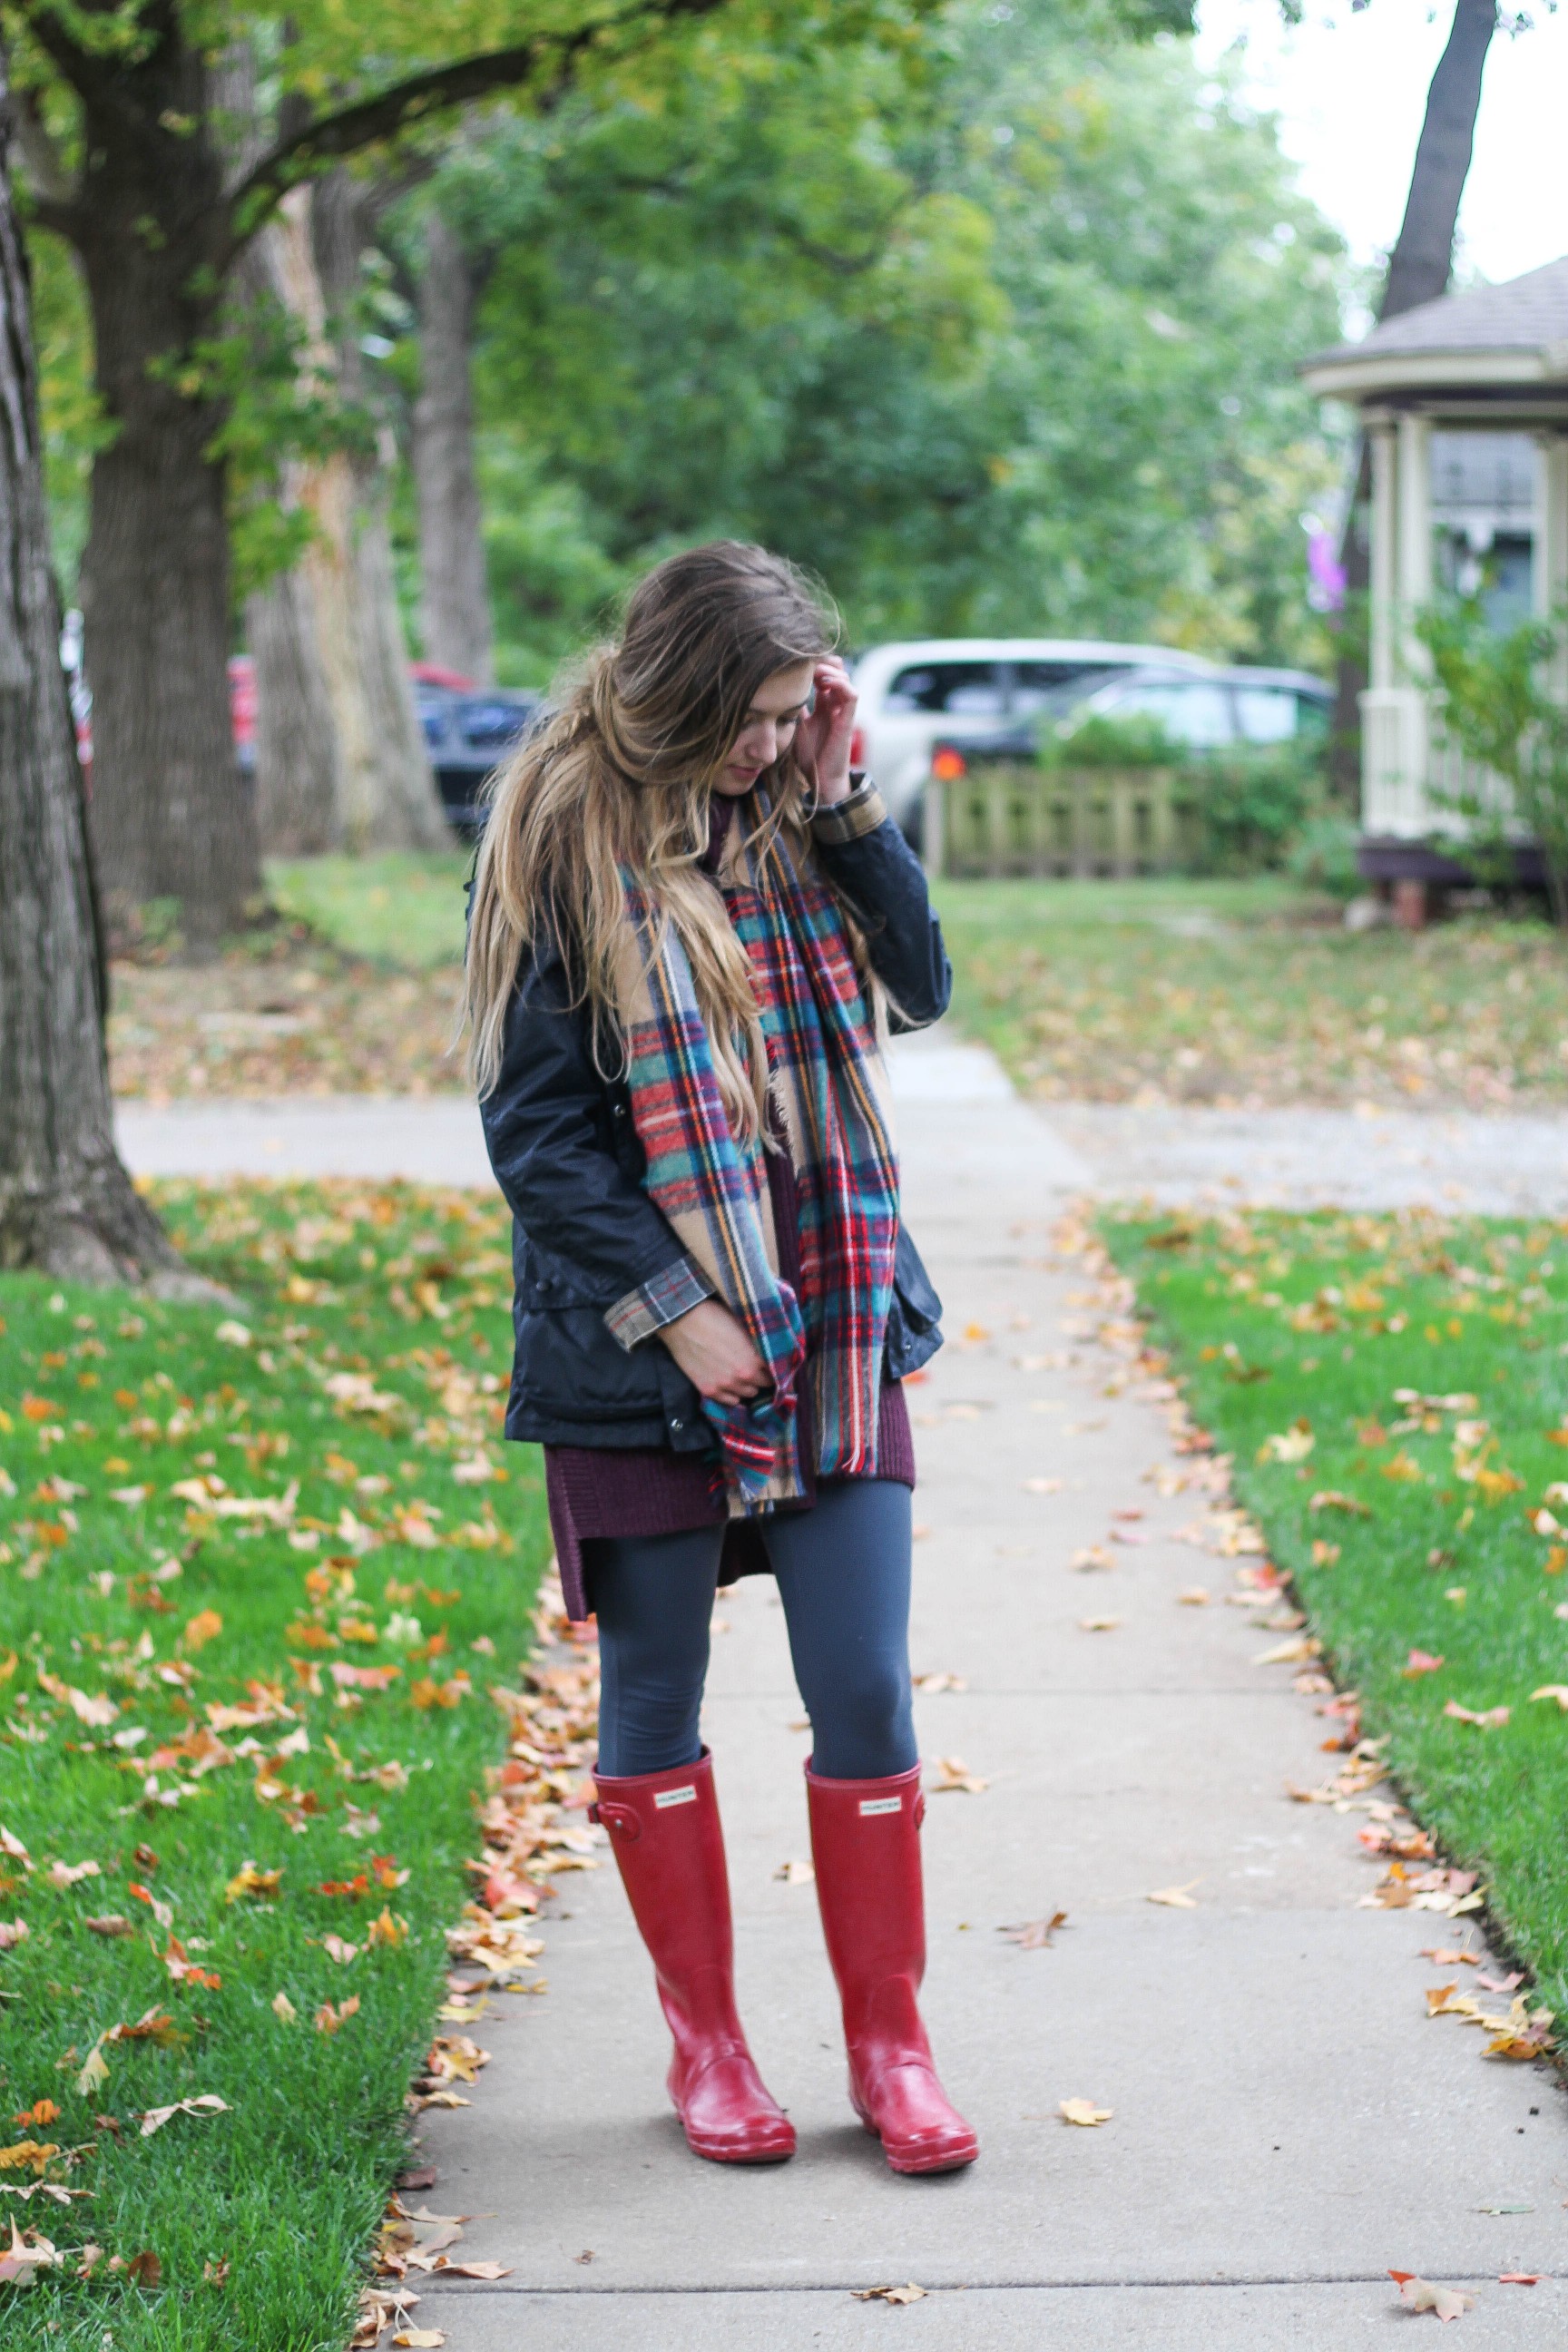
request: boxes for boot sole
[683,2132,797,2164]
[854,2100,978,2173]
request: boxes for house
[1302,257,1568,920]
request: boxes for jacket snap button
[670,1416,683,1433]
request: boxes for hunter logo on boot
[654,1785,700,1808]
[858,1796,903,1816]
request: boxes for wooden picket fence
[925,759,1199,878]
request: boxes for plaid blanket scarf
[619,801,899,1514]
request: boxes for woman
[466,541,975,2177]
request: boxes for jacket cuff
[811,774,887,845]
[603,1254,715,1352]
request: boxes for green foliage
[1104,1206,1568,2031]
[0,1181,550,2349]
[27,230,110,597]
[1039,711,1179,767]
[1286,808,1363,900]
[1179,740,1324,876]
[1417,593,1568,926]
[390,0,1348,679]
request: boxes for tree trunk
[237,225,341,857]
[414,211,494,684]
[0,72,190,1289]
[1382,0,1498,323]
[246,565,340,855]
[1330,0,1499,803]
[72,124,261,943]
[262,179,450,852]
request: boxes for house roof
[1301,256,1568,399]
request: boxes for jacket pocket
[886,1225,943,1381]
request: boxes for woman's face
[714,660,817,796]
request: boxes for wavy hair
[463,542,840,1136]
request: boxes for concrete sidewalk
[370,1039,1563,2348]
[114,1049,1568,1211]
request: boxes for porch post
[1536,432,1568,701]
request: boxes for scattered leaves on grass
[1059,2099,1112,2126]
[271,1992,297,2024]
[315,1995,361,2034]
[1308,1491,1372,1518]
[224,1861,282,1905]
[1388,2271,1476,2321]
[1443,1701,1511,1730]
[139,2094,230,2139]
[1404,1651,1446,1677]
[1528,1684,1568,1710]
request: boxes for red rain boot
[805,1760,978,2175]
[591,1749,795,2164]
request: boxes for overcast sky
[1194,0,1568,298]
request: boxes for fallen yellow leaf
[1059,2098,1112,2126]
[1147,1882,1200,1909]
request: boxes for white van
[849,638,1220,837]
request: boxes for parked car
[849,637,1223,838]
[1046,662,1332,751]
[223,656,539,835]
[412,674,540,835]
[929,662,1331,777]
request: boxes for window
[1103,681,1234,748]
[1009,661,1126,714]
[884,662,1006,715]
[1233,687,1299,744]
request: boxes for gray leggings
[588,1477,916,1780]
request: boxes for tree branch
[220,0,727,265]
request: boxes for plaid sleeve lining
[810,777,887,845]
[603,1254,715,1351]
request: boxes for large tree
[0,51,189,1287]
[5,0,746,939]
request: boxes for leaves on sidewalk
[1059,2099,1112,2126]
[852,2283,926,2304]
[999,1912,1068,1949]
[1388,2271,1476,2321]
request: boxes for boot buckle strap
[593,1798,641,1840]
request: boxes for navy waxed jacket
[478,780,951,1454]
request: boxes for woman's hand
[792,656,858,808]
[662,1298,768,1406]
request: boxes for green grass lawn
[936,876,1568,1107]
[1104,1206,1568,2034]
[0,1182,549,2347]
[266,855,473,972]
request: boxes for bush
[1286,809,1363,898]
[1039,711,1181,768]
[1178,740,1322,876]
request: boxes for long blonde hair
[464,543,839,1135]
